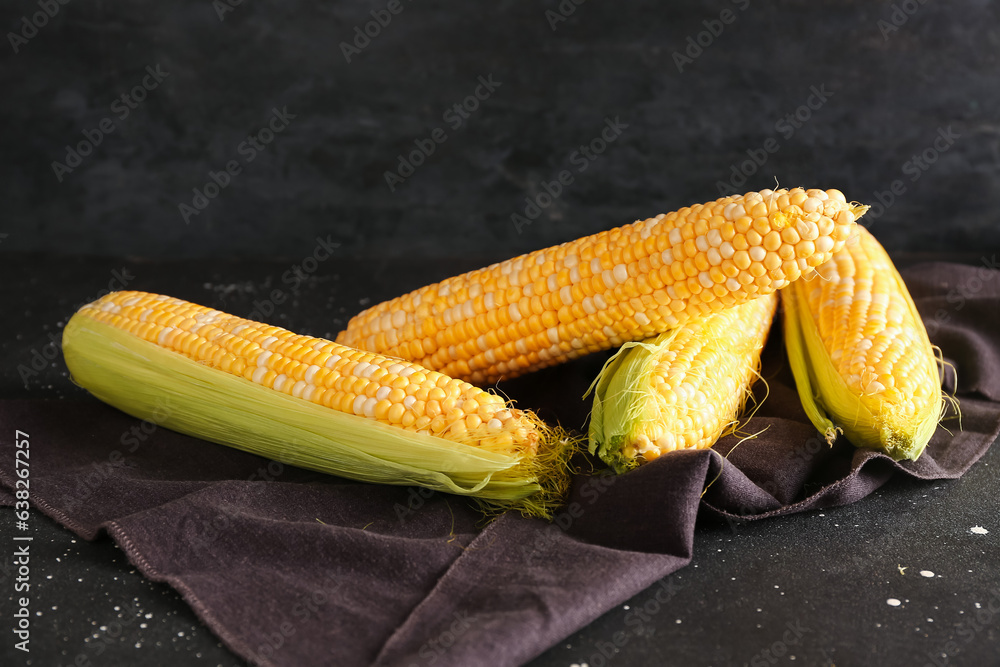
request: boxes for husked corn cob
[338,188,866,384]
[588,292,778,472]
[782,227,945,461]
[62,291,575,516]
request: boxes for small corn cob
[587,291,778,472]
[782,227,945,461]
[338,188,866,384]
[62,291,575,516]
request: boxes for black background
[3,1,1000,666]
[3,0,999,263]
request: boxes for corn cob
[62,291,575,517]
[338,188,866,384]
[782,227,945,461]
[587,291,778,473]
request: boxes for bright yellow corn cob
[62,291,575,516]
[587,291,778,472]
[782,227,945,461]
[338,188,866,384]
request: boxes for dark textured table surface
[1,254,998,667]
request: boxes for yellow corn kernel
[782,227,946,460]
[587,292,778,471]
[62,291,578,517]
[338,188,867,384]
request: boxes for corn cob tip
[62,290,578,518]
[477,418,581,519]
[587,292,778,472]
[782,226,943,461]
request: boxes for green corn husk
[587,293,777,473]
[586,335,664,474]
[781,227,946,461]
[62,310,576,519]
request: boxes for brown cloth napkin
[2,262,998,667]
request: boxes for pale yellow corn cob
[588,292,777,472]
[339,188,865,384]
[62,291,576,515]
[782,227,945,460]
[74,291,532,450]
